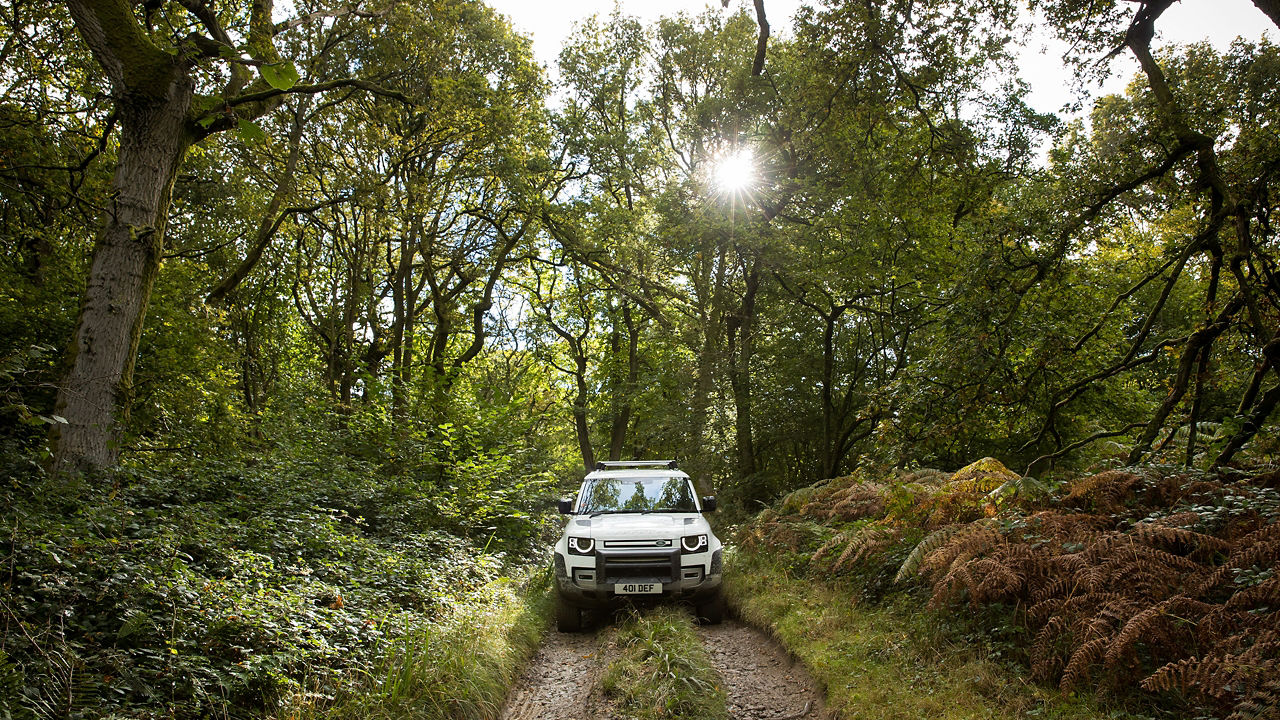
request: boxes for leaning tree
[52,0,408,473]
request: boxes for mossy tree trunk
[51,0,389,473]
[52,0,196,473]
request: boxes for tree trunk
[687,232,727,481]
[608,304,640,461]
[573,356,595,471]
[1252,0,1280,29]
[50,73,194,473]
[727,255,760,480]
[390,245,412,421]
[1127,298,1240,464]
[1213,383,1280,469]
[820,307,848,479]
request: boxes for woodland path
[500,617,827,720]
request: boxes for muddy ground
[500,617,826,720]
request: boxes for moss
[76,0,176,95]
[781,485,819,514]
[947,457,1020,493]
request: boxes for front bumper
[555,548,723,608]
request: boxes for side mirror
[701,496,717,513]
[558,498,574,514]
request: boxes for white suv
[553,460,724,632]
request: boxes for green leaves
[237,118,267,144]
[260,61,300,91]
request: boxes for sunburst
[709,146,760,208]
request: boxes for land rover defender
[552,460,724,632]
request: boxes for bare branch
[1025,423,1147,475]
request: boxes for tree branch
[1025,423,1147,475]
[225,78,414,110]
[751,0,769,76]
[274,2,389,34]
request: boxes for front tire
[695,592,724,625]
[556,598,583,632]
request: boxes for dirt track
[500,628,606,720]
[500,617,826,720]
[699,622,826,720]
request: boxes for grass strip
[601,607,730,720]
[282,571,553,720]
[725,550,1153,720]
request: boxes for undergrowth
[0,436,558,720]
[282,574,552,720]
[733,458,1280,719]
[600,607,728,720]
[727,550,1146,720]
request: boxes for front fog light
[681,534,708,552]
[568,536,595,555]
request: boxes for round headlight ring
[568,536,595,555]
[681,534,708,553]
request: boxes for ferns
[910,470,1280,718]
[829,524,899,571]
[1063,470,1143,513]
[1060,637,1108,692]
[1131,523,1231,557]
[895,524,967,583]
[741,461,1280,718]
[1228,678,1280,720]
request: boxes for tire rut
[500,627,606,720]
[698,621,827,720]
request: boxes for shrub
[0,440,557,720]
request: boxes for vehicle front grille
[598,550,678,583]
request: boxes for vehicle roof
[583,469,691,480]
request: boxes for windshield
[578,475,697,513]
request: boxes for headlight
[681,534,708,553]
[568,536,595,555]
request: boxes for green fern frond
[896,525,962,583]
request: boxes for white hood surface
[572,513,710,540]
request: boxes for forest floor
[499,614,827,720]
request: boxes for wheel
[695,592,724,625]
[556,598,582,632]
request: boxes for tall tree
[51,0,403,473]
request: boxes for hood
[569,513,710,539]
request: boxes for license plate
[614,582,661,595]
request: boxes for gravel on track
[500,628,605,720]
[699,621,827,720]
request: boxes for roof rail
[594,460,678,470]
